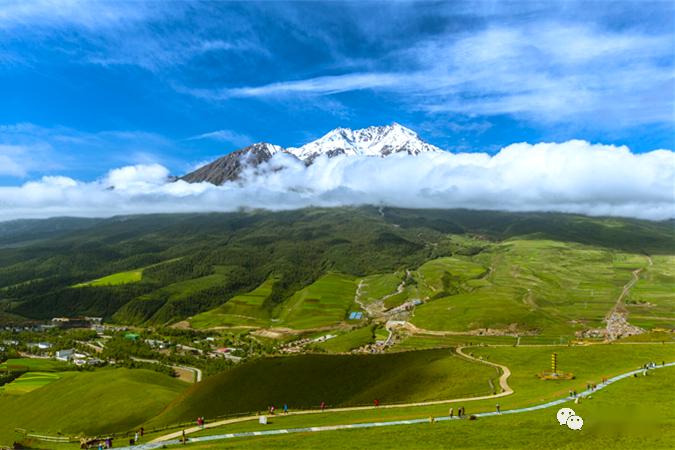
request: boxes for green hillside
[190,276,278,328]
[0,368,186,443]
[278,273,357,329]
[180,366,675,450]
[1,208,672,335]
[147,349,498,426]
[73,269,143,287]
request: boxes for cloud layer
[1,141,672,221]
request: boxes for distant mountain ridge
[181,123,440,184]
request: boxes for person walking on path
[320,401,326,411]
[283,404,288,414]
[496,403,501,414]
[140,427,144,438]
[374,399,380,407]
[270,405,276,415]
[449,407,453,418]
[182,430,186,445]
[134,432,139,444]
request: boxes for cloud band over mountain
[1,140,672,221]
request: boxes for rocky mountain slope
[181,124,440,184]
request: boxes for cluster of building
[54,348,104,366]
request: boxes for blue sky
[0,0,673,184]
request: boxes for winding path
[121,361,673,450]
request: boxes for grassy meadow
[73,270,143,287]
[146,349,498,427]
[182,365,675,450]
[0,368,187,444]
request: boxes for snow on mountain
[287,123,442,161]
[182,124,443,185]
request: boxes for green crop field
[278,273,358,329]
[146,349,498,427]
[0,368,186,444]
[190,276,278,329]
[73,270,143,287]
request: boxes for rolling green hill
[0,368,187,443]
[146,348,498,427]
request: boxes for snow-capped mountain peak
[181,124,444,185]
[287,123,441,160]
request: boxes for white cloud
[187,129,253,147]
[205,23,673,128]
[0,141,672,221]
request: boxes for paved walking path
[121,361,673,450]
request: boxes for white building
[55,349,75,361]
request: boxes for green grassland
[190,276,278,329]
[411,239,655,337]
[0,371,61,394]
[0,368,186,444]
[359,273,402,303]
[183,366,675,450]
[146,349,498,427]
[277,273,358,329]
[626,255,675,330]
[316,325,377,353]
[73,269,143,287]
[172,343,675,449]
[415,256,487,296]
[0,357,69,372]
